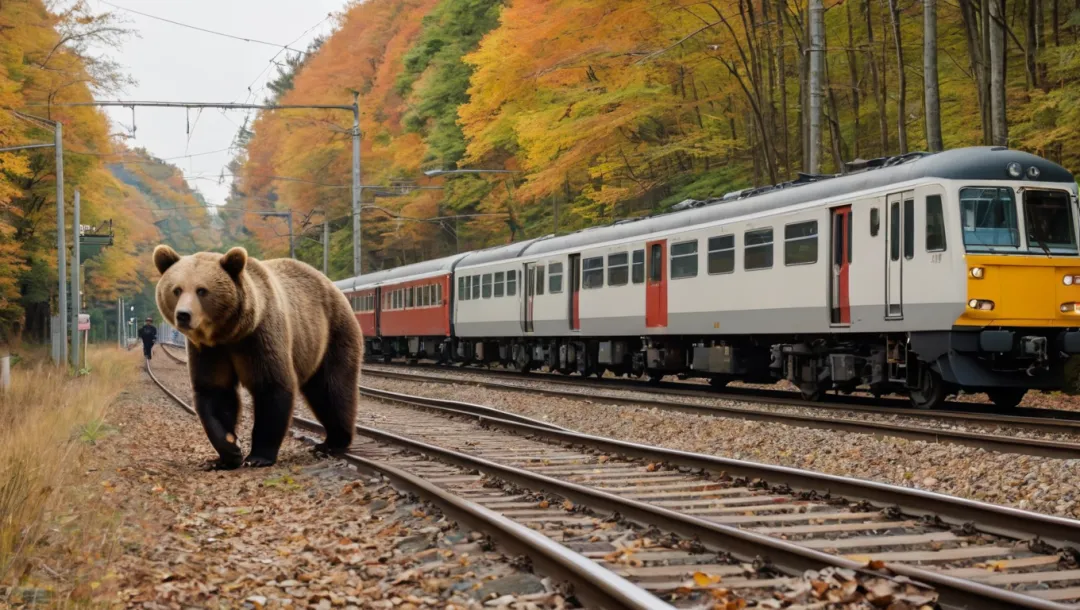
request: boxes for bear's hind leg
[246,383,293,467]
[301,352,358,455]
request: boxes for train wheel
[709,376,730,388]
[799,384,823,401]
[647,371,664,384]
[986,388,1026,409]
[910,368,947,410]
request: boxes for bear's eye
[173,287,182,297]
[196,287,208,297]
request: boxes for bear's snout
[176,310,192,327]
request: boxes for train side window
[903,198,915,259]
[536,265,545,295]
[890,202,901,261]
[848,211,853,263]
[670,241,698,279]
[926,195,946,252]
[436,284,442,305]
[744,228,774,270]
[784,221,818,266]
[608,252,629,286]
[408,287,415,308]
[507,270,517,296]
[549,262,564,293]
[424,285,431,306]
[471,275,481,300]
[583,256,604,289]
[494,272,505,298]
[482,274,493,299]
[870,208,880,236]
[632,249,645,284]
[708,235,735,274]
[458,278,465,301]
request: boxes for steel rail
[368,362,1080,427]
[143,358,672,610]
[363,367,1080,458]
[359,385,1080,550]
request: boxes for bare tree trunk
[1025,0,1038,88]
[888,0,908,153]
[959,0,990,143]
[825,58,847,170]
[865,0,889,155]
[809,0,824,172]
[924,0,943,151]
[990,0,1008,145]
[982,0,994,143]
[846,0,861,159]
[1053,0,1060,46]
[777,0,792,178]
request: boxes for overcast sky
[93,0,346,205]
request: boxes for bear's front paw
[243,455,276,468]
[312,442,345,458]
[203,457,243,471]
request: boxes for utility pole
[117,298,122,348]
[808,0,824,173]
[55,123,67,364]
[70,190,80,369]
[351,91,362,277]
[287,212,295,259]
[323,221,330,276]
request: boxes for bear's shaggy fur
[153,245,362,469]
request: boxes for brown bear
[152,245,362,469]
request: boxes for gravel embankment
[94,357,572,609]
[363,366,1080,443]
[361,374,1080,521]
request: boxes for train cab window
[549,263,564,293]
[536,265,545,295]
[744,228,774,270]
[708,235,735,274]
[494,272,505,298]
[903,198,915,259]
[472,275,481,300]
[507,270,517,296]
[632,250,645,284]
[960,187,1019,251]
[870,208,880,237]
[482,274,493,299]
[784,221,818,265]
[926,196,946,252]
[1024,189,1077,254]
[670,241,698,279]
[583,256,604,289]
[608,252,629,286]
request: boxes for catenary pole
[323,221,330,276]
[55,122,67,365]
[70,190,80,369]
[351,92,362,277]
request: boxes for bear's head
[153,245,251,346]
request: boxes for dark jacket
[138,324,157,346]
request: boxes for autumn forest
[1,0,1079,345]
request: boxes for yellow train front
[922,151,1080,408]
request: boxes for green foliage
[396,0,504,167]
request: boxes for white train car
[344,147,1080,408]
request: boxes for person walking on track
[138,317,157,360]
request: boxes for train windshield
[960,187,1020,252]
[1024,189,1078,255]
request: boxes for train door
[830,206,852,325]
[885,191,913,319]
[645,240,668,328]
[568,254,581,331]
[374,287,382,336]
[523,263,535,333]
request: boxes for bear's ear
[220,247,248,278]
[153,245,181,275]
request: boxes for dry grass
[0,347,140,600]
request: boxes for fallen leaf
[693,571,722,586]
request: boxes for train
[335,146,1080,409]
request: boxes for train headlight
[1007,162,1023,178]
[970,267,985,279]
[1028,166,1041,179]
[1062,303,1080,313]
[1065,275,1080,286]
[968,299,995,311]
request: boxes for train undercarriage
[365,327,1080,409]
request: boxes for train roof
[337,252,468,290]
[519,147,1073,257]
[454,237,547,270]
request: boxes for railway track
[153,344,1080,608]
[361,364,1080,460]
